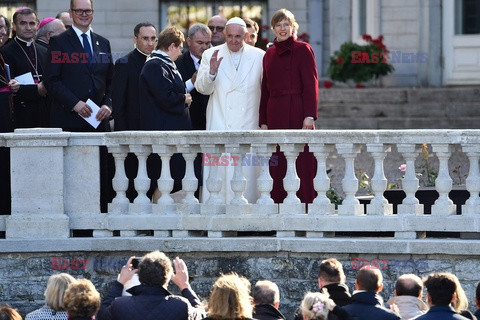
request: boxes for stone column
[462,144,480,215]
[431,144,455,215]
[152,145,176,215]
[176,145,200,215]
[279,143,304,215]
[251,143,277,214]
[366,144,393,215]
[129,145,152,214]
[6,128,69,239]
[309,143,335,215]
[108,145,129,214]
[201,144,225,215]
[397,144,423,215]
[337,144,364,216]
[225,144,251,215]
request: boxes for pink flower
[312,302,325,313]
[399,164,407,172]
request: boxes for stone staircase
[317,87,480,129]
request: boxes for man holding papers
[44,0,113,132]
[0,7,48,128]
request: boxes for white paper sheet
[84,99,101,129]
[15,72,35,85]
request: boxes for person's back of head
[395,274,423,298]
[137,250,172,288]
[207,273,253,319]
[252,280,280,308]
[450,273,469,313]
[355,267,383,293]
[423,272,457,307]
[301,291,331,320]
[475,281,480,310]
[0,305,22,320]
[63,279,100,319]
[45,273,76,311]
[318,258,345,286]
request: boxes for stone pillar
[201,144,225,215]
[176,145,200,215]
[309,143,335,215]
[279,143,305,215]
[366,144,393,215]
[397,144,423,215]
[462,144,480,215]
[152,145,176,215]
[6,128,69,239]
[129,145,152,214]
[225,144,251,215]
[431,144,455,215]
[252,143,277,214]
[108,145,129,214]
[337,144,364,216]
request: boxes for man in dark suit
[176,23,211,131]
[44,0,113,132]
[113,22,156,131]
[112,22,156,202]
[0,7,48,128]
[44,0,114,212]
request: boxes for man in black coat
[252,280,286,320]
[112,22,156,202]
[44,0,113,132]
[0,7,48,128]
[176,23,211,131]
[97,252,204,320]
[343,267,400,320]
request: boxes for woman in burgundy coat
[259,8,319,204]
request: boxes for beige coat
[387,295,429,320]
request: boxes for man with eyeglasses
[44,0,114,212]
[207,15,227,46]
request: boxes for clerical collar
[136,47,149,57]
[15,36,34,47]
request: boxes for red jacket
[259,36,318,129]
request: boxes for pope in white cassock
[195,17,265,204]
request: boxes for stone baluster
[309,143,334,215]
[152,145,176,214]
[462,144,480,215]
[366,144,392,215]
[108,145,129,214]
[176,145,200,214]
[201,144,225,215]
[129,145,152,214]
[431,144,455,215]
[336,144,364,216]
[225,144,252,215]
[279,143,304,215]
[397,144,423,215]
[252,143,277,214]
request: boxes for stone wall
[2,251,480,319]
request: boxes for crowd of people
[1,253,479,320]
[0,0,321,213]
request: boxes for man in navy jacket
[343,267,400,320]
[415,273,469,320]
[97,251,204,320]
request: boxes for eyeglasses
[71,9,94,16]
[208,25,225,32]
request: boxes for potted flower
[326,34,394,87]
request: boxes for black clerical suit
[112,48,148,202]
[44,27,113,132]
[0,37,48,128]
[0,54,12,214]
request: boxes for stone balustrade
[1,128,480,247]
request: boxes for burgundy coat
[259,37,319,204]
[259,36,318,128]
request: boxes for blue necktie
[81,33,92,64]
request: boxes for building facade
[1,0,479,87]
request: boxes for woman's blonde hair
[206,273,253,319]
[270,8,296,29]
[44,273,76,311]
[301,291,331,320]
[0,305,22,320]
[451,274,468,312]
[63,279,100,318]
